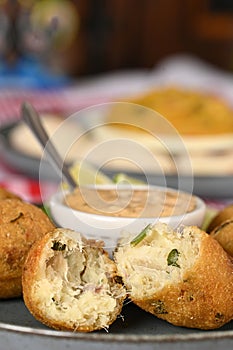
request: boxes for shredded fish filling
[32,229,124,329]
[115,223,201,299]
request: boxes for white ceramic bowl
[49,184,206,252]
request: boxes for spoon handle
[21,102,77,190]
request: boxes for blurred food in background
[107,87,233,136]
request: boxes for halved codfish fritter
[114,223,233,330]
[22,228,126,332]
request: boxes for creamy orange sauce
[65,187,196,218]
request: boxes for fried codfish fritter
[114,223,233,330]
[210,219,233,257]
[22,228,126,332]
[0,187,21,200]
[207,204,233,232]
[0,198,55,298]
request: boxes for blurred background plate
[0,121,233,199]
[0,122,61,182]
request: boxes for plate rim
[1,320,233,344]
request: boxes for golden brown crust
[0,187,21,201]
[132,233,233,329]
[0,277,22,299]
[207,204,233,232]
[210,219,233,256]
[0,199,55,298]
[22,229,126,332]
[22,234,62,330]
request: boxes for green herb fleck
[152,300,168,314]
[130,224,152,247]
[167,248,180,268]
[51,241,66,251]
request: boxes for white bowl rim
[49,184,206,222]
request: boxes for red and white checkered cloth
[0,89,111,125]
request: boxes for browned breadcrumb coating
[207,204,233,232]
[0,187,21,201]
[210,219,233,256]
[114,223,233,330]
[0,199,55,298]
[22,228,126,332]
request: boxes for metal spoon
[21,101,77,190]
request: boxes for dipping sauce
[65,187,196,218]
